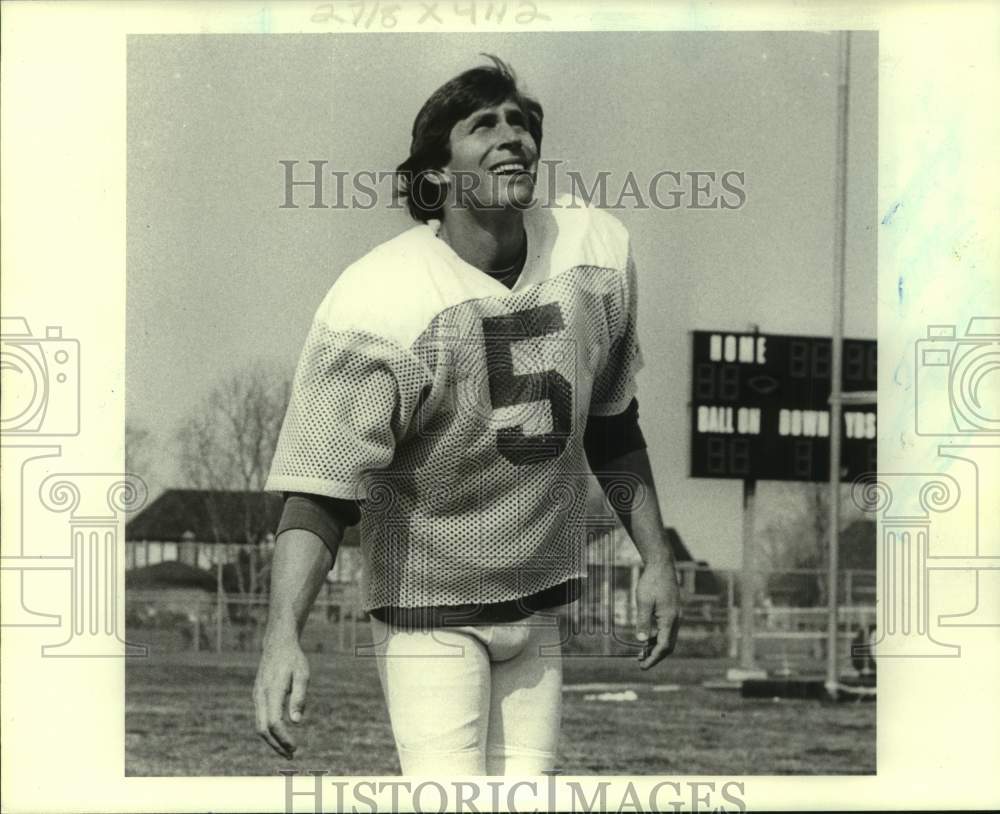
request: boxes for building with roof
[125,489,361,584]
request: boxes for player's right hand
[253,634,310,759]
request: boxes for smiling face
[439,99,539,214]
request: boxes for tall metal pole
[739,324,761,674]
[739,477,759,671]
[825,30,852,697]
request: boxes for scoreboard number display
[689,330,877,481]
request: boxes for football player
[253,55,681,775]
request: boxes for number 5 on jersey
[482,302,573,466]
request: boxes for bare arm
[253,526,340,759]
[591,447,681,669]
[265,529,335,640]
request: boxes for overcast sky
[127,31,877,569]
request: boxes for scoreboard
[690,330,877,482]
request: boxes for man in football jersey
[253,56,681,775]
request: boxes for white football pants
[368,613,563,776]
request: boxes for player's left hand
[634,560,681,670]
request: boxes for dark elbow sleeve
[584,397,647,468]
[276,493,360,559]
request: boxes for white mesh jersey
[267,194,644,610]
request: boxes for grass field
[126,643,875,776]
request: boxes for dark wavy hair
[395,55,543,223]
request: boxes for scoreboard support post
[739,477,760,672]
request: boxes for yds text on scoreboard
[690,330,876,481]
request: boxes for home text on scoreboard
[689,330,877,481]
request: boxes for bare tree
[124,419,157,519]
[175,362,291,596]
[125,420,153,479]
[759,482,863,606]
[177,364,290,491]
